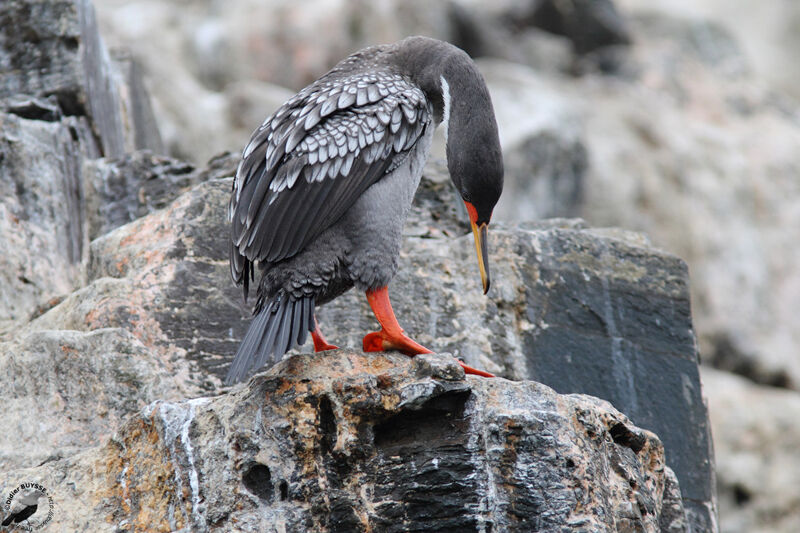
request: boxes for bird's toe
[362,329,433,355]
[457,359,495,378]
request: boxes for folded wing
[229,66,431,300]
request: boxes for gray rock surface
[83,151,196,239]
[618,0,800,101]
[0,111,94,329]
[0,350,686,532]
[89,0,632,164]
[702,367,800,533]
[318,212,716,530]
[0,327,195,473]
[482,13,800,394]
[0,0,163,158]
[5,155,712,529]
[0,0,164,330]
[456,0,631,60]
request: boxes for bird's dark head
[393,37,504,293]
[445,114,504,226]
[446,103,503,295]
[439,49,503,294]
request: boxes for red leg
[362,286,494,377]
[362,286,432,355]
[311,316,338,352]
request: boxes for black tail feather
[301,297,313,338]
[226,294,315,384]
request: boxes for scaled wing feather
[229,54,431,293]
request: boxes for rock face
[0,0,720,530]
[0,327,193,474]
[482,11,800,394]
[318,217,716,530]
[0,350,686,532]
[702,367,800,533]
[618,0,800,101]
[89,0,632,165]
[0,0,163,330]
[2,160,712,530]
[0,111,91,328]
[0,0,163,157]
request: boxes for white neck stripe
[440,75,451,142]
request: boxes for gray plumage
[226,36,503,384]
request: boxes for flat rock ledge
[1,350,686,532]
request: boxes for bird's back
[229,43,433,300]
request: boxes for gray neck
[390,37,469,123]
[389,36,502,198]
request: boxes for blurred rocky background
[2,0,799,531]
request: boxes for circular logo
[2,483,54,531]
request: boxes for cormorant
[227,36,503,383]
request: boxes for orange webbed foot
[362,328,433,355]
[363,286,494,377]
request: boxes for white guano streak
[440,75,451,142]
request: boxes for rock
[467,0,632,56]
[319,214,717,530]
[109,49,165,153]
[531,0,632,55]
[11,165,711,529]
[449,4,575,74]
[0,350,686,532]
[483,62,589,220]
[90,0,631,164]
[702,367,800,533]
[0,0,164,329]
[33,177,244,390]
[0,327,197,473]
[617,0,800,101]
[447,0,631,76]
[504,129,587,220]
[0,0,163,157]
[0,121,192,329]
[94,0,231,162]
[0,147,714,526]
[82,151,197,240]
[224,80,295,146]
[575,13,800,392]
[0,112,94,329]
